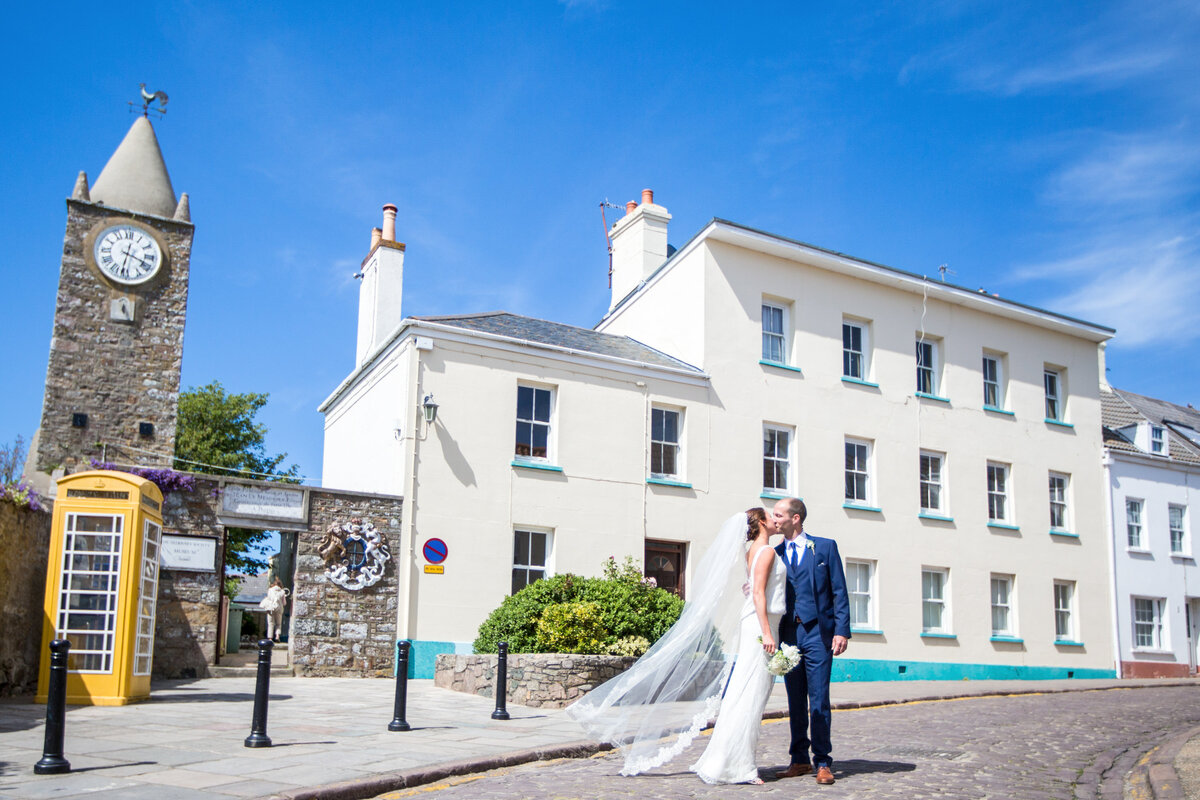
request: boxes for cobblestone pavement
[376,686,1200,800]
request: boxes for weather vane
[130,83,169,118]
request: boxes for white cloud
[1041,131,1199,211]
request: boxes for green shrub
[536,602,608,654]
[472,558,684,654]
[606,635,651,657]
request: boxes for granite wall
[0,502,52,695]
[434,653,637,708]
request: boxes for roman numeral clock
[33,104,193,479]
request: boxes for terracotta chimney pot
[641,188,654,205]
[382,203,398,242]
[625,200,638,215]
[371,227,382,249]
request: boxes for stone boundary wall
[0,503,52,696]
[153,474,405,679]
[434,653,637,708]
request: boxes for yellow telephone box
[37,470,164,706]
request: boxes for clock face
[93,224,163,285]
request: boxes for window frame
[1048,472,1070,532]
[990,574,1016,637]
[921,567,951,634]
[987,462,1012,524]
[1044,367,1065,422]
[762,423,794,495]
[1126,498,1145,549]
[844,437,873,506]
[845,559,876,631]
[1132,596,1166,650]
[1151,425,1166,454]
[919,450,946,514]
[1169,504,1188,555]
[1054,580,1076,642]
[511,527,553,595]
[761,301,789,365]
[842,318,870,381]
[649,405,683,480]
[915,337,941,396]
[982,351,1006,410]
[514,383,555,463]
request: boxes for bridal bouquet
[758,638,803,676]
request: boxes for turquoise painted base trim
[830,657,1115,682]
[647,477,693,489]
[1055,640,1086,648]
[398,639,472,679]
[842,376,880,388]
[983,405,1015,416]
[511,459,564,473]
[1050,530,1080,539]
[988,522,1021,532]
[843,503,883,513]
[1045,418,1075,429]
[920,632,957,639]
[915,392,951,404]
[760,360,803,374]
[990,636,1025,644]
[919,513,954,522]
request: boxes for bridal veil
[565,511,749,775]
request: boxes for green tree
[175,381,300,574]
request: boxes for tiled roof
[413,312,703,373]
[1101,386,1200,464]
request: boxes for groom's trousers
[782,618,833,768]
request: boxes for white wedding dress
[690,545,787,784]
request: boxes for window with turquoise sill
[762,424,793,495]
[761,302,788,364]
[990,574,1015,637]
[915,335,944,397]
[650,406,682,480]
[844,438,872,506]
[514,384,554,462]
[1048,472,1070,532]
[845,560,875,629]
[1044,366,1066,422]
[921,567,950,633]
[842,317,871,380]
[1053,580,1075,641]
[982,351,1007,410]
[919,451,946,515]
[987,462,1011,524]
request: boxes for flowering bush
[606,635,652,657]
[535,602,608,654]
[89,459,196,495]
[0,480,45,512]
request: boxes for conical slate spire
[90,116,177,218]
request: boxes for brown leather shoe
[779,762,813,778]
[815,765,835,785]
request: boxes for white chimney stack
[609,188,671,310]
[356,203,407,366]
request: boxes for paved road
[375,686,1200,800]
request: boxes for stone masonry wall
[434,653,637,708]
[156,480,224,679]
[0,503,52,695]
[148,475,404,679]
[291,491,406,677]
[36,199,193,474]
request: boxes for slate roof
[413,312,703,373]
[1101,385,1200,465]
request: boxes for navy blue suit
[776,534,850,769]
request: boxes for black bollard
[491,641,511,720]
[34,639,71,774]
[388,640,412,732]
[243,639,274,748]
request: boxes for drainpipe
[1101,451,1122,678]
[397,339,423,642]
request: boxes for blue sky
[3,1,1198,486]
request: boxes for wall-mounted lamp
[421,394,439,425]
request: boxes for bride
[566,508,785,784]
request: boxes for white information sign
[160,535,218,572]
[221,484,306,522]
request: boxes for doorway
[645,540,687,599]
[1189,598,1199,675]
[216,529,298,666]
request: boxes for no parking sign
[423,538,447,573]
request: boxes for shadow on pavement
[148,692,293,703]
[834,758,918,777]
[70,760,156,774]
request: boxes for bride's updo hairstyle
[745,507,767,541]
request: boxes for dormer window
[1150,426,1165,454]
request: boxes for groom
[773,497,850,786]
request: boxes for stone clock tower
[33,114,193,478]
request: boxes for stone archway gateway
[154,474,403,679]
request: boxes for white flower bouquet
[757,638,803,676]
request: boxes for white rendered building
[321,194,1118,680]
[1101,386,1200,677]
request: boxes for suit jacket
[776,534,851,643]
